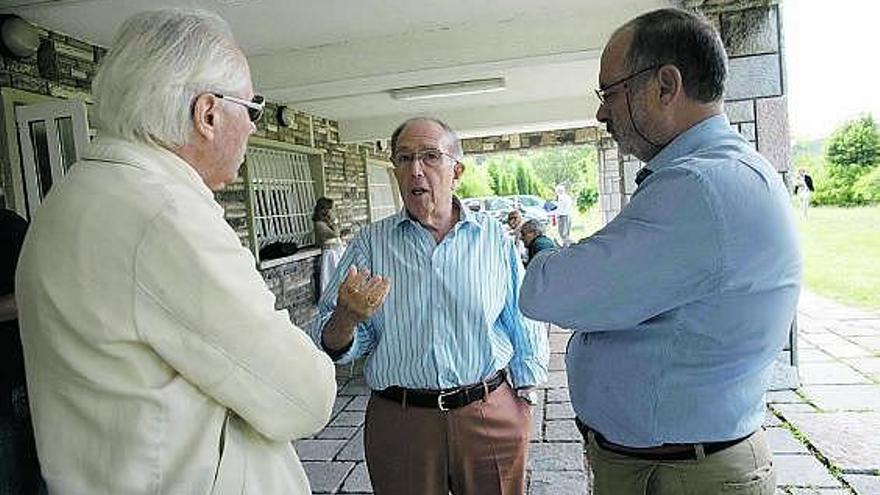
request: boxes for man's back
[523,116,801,446]
[17,138,335,494]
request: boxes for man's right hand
[322,265,390,352]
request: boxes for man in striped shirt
[313,117,548,495]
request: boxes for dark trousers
[364,381,531,495]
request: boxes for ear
[451,161,465,188]
[191,93,218,141]
[656,64,683,105]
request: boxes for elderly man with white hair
[15,9,336,494]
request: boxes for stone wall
[0,23,377,329]
[597,0,790,221]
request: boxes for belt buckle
[437,389,457,412]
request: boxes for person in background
[793,168,814,219]
[0,205,42,495]
[15,9,336,494]
[312,117,548,495]
[554,184,574,247]
[520,219,557,266]
[313,196,346,295]
[506,209,527,262]
[313,196,342,247]
[520,8,800,494]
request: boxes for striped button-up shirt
[312,201,548,391]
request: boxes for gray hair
[91,9,250,149]
[521,219,543,236]
[618,8,727,103]
[390,117,464,160]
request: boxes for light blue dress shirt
[520,115,802,447]
[313,201,548,391]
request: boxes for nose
[595,100,608,123]
[408,159,426,176]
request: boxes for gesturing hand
[337,265,391,322]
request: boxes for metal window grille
[247,146,316,249]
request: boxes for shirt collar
[393,196,482,230]
[646,113,731,172]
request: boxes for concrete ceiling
[5,0,673,142]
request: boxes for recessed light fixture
[388,77,506,101]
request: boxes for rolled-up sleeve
[499,238,548,388]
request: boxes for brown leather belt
[575,417,752,461]
[376,370,506,411]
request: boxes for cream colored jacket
[16,137,336,494]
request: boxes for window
[247,146,317,249]
[366,159,399,221]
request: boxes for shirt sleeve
[520,167,721,331]
[134,201,337,442]
[310,232,377,364]
[498,236,549,388]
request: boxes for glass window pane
[55,116,78,171]
[29,120,53,197]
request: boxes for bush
[815,115,880,206]
[576,187,598,212]
[854,166,880,203]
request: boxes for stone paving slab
[296,439,347,461]
[799,361,871,385]
[787,489,850,494]
[549,353,566,371]
[766,427,810,455]
[774,455,842,488]
[844,474,880,495]
[329,411,366,428]
[850,336,880,352]
[800,384,880,411]
[545,402,576,420]
[545,419,581,442]
[528,470,590,495]
[798,349,836,363]
[527,442,584,471]
[303,461,356,494]
[340,462,371,494]
[337,430,365,462]
[844,357,880,380]
[783,412,880,473]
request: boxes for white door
[15,99,89,219]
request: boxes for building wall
[597,0,790,222]
[0,25,381,329]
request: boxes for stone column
[694,0,791,181]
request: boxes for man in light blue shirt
[520,8,800,495]
[313,117,548,495]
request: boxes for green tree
[815,115,880,206]
[456,159,494,198]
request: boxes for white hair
[91,9,250,149]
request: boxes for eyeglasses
[213,93,265,122]
[594,65,658,105]
[391,148,459,168]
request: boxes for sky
[783,1,880,140]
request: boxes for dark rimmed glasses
[391,148,460,169]
[212,93,265,122]
[594,65,659,104]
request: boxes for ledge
[259,247,321,270]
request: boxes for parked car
[506,194,554,228]
[462,196,517,223]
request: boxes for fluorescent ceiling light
[388,77,506,101]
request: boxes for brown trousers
[364,381,532,495]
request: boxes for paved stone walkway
[299,291,880,494]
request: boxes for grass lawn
[797,205,880,310]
